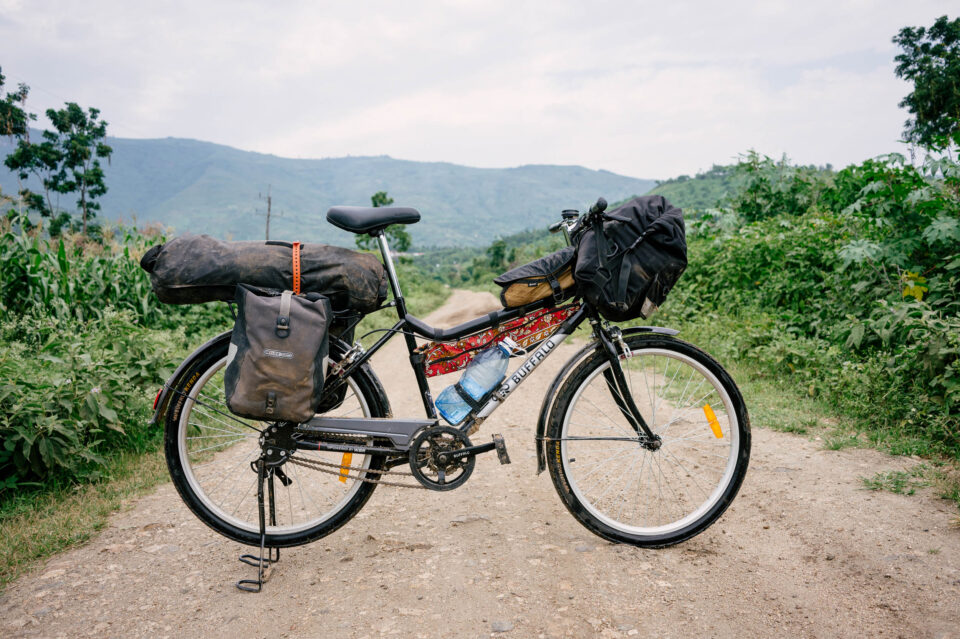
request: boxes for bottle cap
[499,336,520,354]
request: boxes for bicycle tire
[546,334,750,547]
[164,338,390,548]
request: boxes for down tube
[475,328,575,420]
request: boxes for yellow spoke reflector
[703,404,723,438]
[338,452,353,483]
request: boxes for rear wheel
[164,340,389,547]
[546,334,750,547]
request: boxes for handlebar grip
[589,197,607,215]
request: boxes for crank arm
[443,434,511,465]
[447,441,496,460]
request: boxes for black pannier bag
[573,195,687,321]
[494,246,577,308]
[224,284,332,422]
[139,234,388,313]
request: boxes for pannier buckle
[275,316,290,338]
[275,290,293,337]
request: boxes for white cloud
[1,0,954,177]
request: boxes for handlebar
[589,197,607,216]
[549,197,607,244]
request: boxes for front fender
[149,330,232,425]
[534,325,678,474]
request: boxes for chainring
[408,426,475,491]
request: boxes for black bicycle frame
[328,230,563,419]
[327,229,657,444]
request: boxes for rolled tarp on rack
[140,234,388,313]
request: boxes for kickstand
[237,459,280,592]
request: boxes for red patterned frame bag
[415,304,579,378]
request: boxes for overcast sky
[0,1,953,179]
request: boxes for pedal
[492,434,511,465]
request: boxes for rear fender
[149,331,387,425]
[149,330,232,425]
[535,325,678,474]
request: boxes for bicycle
[150,198,750,591]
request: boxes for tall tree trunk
[80,184,87,235]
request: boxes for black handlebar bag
[574,195,687,321]
[224,284,332,422]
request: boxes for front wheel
[546,334,750,547]
[164,339,390,547]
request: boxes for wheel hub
[641,434,662,451]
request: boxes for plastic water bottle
[435,338,517,425]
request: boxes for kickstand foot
[237,460,280,593]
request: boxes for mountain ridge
[0,133,658,247]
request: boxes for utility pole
[257,186,280,240]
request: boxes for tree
[355,191,412,252]
[43,104,113,235]
[0,67,33,139]
[4,127,62,222]
[487,238,508,269]
[893,15,960,151]
[2,70,112,235]
[1,67,42,221]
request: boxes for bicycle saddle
[326,205,421,234]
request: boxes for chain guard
[408,426,475,491]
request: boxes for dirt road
[2,290,959,638]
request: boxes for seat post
[374,231,406,316]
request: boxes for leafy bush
[0,310,187,493]
[0,218,229,496]
[723,151,832,222]
[668,152,960,454]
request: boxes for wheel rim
[177,356,373,535]
[560,348,740,537]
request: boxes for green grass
[859,462,960,510]
[861,466,930,495]
[0,448,167,591]
[822,433,863,451]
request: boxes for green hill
[649,164,736,211]
[0,134,657,247]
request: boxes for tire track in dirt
[2,290,958,638]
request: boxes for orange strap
[292,241,302,295]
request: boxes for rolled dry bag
[140,234,387,313]
[224,285,331,422]
[573,195,687,321]
[494,246,576,308]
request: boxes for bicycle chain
[286,455,427,489]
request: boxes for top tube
[403,297,559,341]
